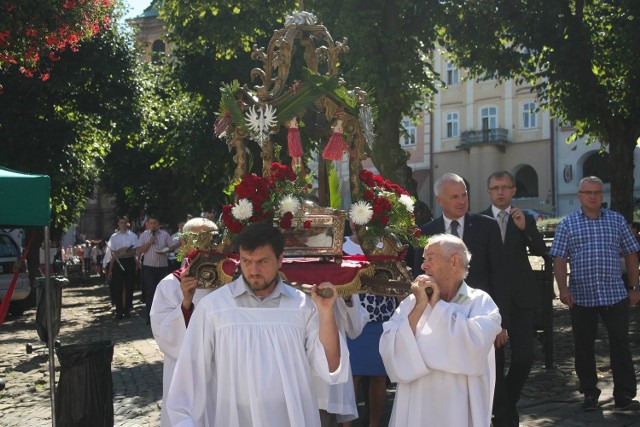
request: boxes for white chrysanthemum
[349,201,373,225]
[232,198,253,221]
[398,194,415,212]
[279,194,301,214]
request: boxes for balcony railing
[458,128,511,151]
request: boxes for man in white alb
[380,234,502,427]
[150,217,219,427]
[166,223,348,427]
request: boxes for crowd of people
[91,170,640,426]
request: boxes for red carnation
[363,190,375,201]
[359,170,375,186]
[380,216,390,226]
[372,197,392,215]
[389,183,407,196]
[279,217,293,229]
[228,220,244,234]
[303,220,312,229]
[373,175,386,187]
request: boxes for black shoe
[582,391,601,411]
[614,397,640,411]
[510,405,520,426]
[491,415,518,427]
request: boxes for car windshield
[0,235,19,258]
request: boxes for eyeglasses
[488,185,514,192]
[579,190,603,196]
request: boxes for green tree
[307,0,442,196]
[438,0,640,220]
[0,8,140,238]
[160,0,297,103]
[102,60,236,227]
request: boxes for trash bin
[55,340,114,427]
[34,276,67,343]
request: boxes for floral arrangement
[0,0,114,81]
[349,170,426,250]
[221,162,314,235]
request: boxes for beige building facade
[414,50,554,216]
[129,1,172,63]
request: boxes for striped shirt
[549,208,640,307]
[137,229,173,267]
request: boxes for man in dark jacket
[480,170,548,426]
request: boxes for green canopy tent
[0,166,51,226]
[0,166,57,424]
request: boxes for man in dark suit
[480,170,548,427]
[413,173,505,300]
[413,172,509,424]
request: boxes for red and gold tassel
[287,117,305,176]
[322,111,348,161]
[287,117,303,158]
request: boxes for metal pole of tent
[44,226,56,426]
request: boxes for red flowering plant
[221,162,314,236]
[348,170,427,250]
[0,0,113,81]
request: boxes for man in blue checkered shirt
[550,176,640,412]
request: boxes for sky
[124,0,152,20]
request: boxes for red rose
[303,220,312,229]
[363,190,375,201]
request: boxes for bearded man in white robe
[166,223,348,427]
[150,217,218,427]
[380,234,502,427]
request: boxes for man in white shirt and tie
[480,170,547,426]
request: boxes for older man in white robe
[166,223,349,427]
[150,217,218,427]
[380,234,502,427]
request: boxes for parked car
[0,230,31,315]
[522,208,552,221]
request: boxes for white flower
[349,201,373,225]
[232,198,253,221]
[279,194,301,215]
[398,194,415,212]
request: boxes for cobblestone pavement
[1,277,162,426]
[1,276,640,426]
